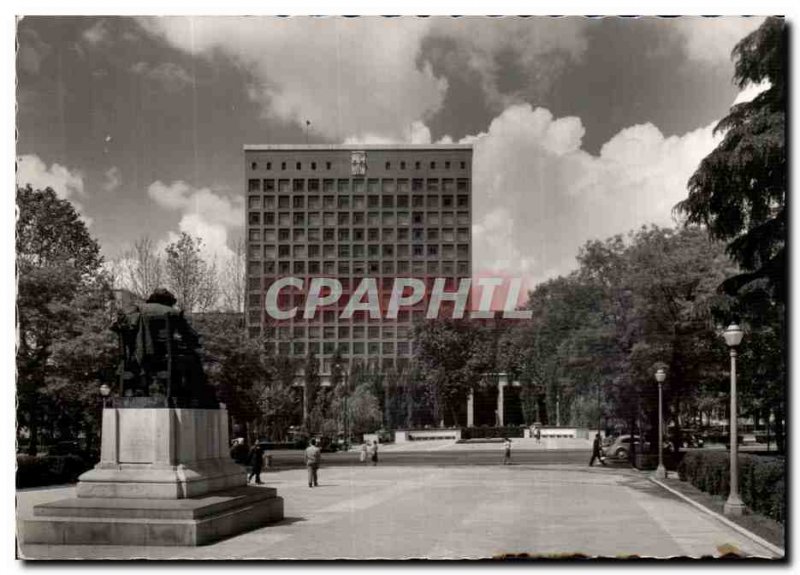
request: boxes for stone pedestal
[22,406,284,546]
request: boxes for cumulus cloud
[82,20,110,46]
[466,104,720,287]
[147,180,244,261]
[139,16,447,142]
[427,17,589,109]
[130,61,194,92]
[102,166,121,192]
[673,16,765,65]
[16,154,91,224]
[17,27,51,75]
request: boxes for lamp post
[99,383,111,409]
[654,368,667,479]
[723,323,746,516]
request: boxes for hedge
[462,426,524,440]
[677,450,785,524]
[16,454,92,488]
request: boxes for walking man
[535,427,541,443]
[370,438,379,466]
[589,432,606,467]
[305,438,321,487]
[503,437,512,465]
[360,441,369,464]
[247,443,264,484]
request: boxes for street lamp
[723,323,746,516]
[99,383,111,409]
[654,368,667,479]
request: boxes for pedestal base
[653,464,668,480]
[723,497,747,517]
[22,486,284,546]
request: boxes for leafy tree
[676,17,786,302]
[164,232,219,312]
[16,186,104,454]
[114,236,164,300]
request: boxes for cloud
[16,154,91,225]
[733,80,771,105]
[102,166,121,192]
[426,17,590,109]
[17,27,51,75]
[465,104,721,287]
[139,16,447,142]
[82,20,110,46]
[147,180,244,261]
[130,61,194,92]
[673,16,765,65]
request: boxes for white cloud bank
[147,180,244,262]
[16,154,92,225]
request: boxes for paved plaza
[17,463,779,560]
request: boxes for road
[18,464,780,559]
[265,447,597,469]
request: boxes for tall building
[244,144,473,377]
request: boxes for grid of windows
[245,146,472,371]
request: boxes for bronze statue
[111,288,217,408]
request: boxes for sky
[16,15,766,288]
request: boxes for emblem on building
[351,151,367,175]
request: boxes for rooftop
[243,144,473,151]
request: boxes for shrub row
[16,454,92,488]
[462,426,524,439]
[677,450,785,524]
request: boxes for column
[497,379,506,427]
[467,389,474,428]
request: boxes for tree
[164,232,219,312]
[220,237,246,313]
[676,17,786,303]
[16,185,104,454]
[115,236,164,300]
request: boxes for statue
[111,288,217,408]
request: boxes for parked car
[606,435,650,461]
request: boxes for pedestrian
[230,437,247,464]
[589,432,607,467]
[370,438,379,466]
[247,443,264,484]
[360,441,368,464]
[535,428,541,443]
[305,438,321,487]
[503,437,512,465]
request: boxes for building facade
[244,144,473,376]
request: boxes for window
[281,161,286,170]
[382,228,395,241]
[382,261,394,274]
[323,179,335,192]
[311,162,317,170]
[264,196,276,209]
[397,245,409,257]
[324,195,336,209]
[293,213,305,226]
[326,161,332,170]
[308,228,320,241]
[248,196,261,209]
[368,179,380,193]
[426,212,440,225]
[397,195,409,208]
[323,228,335,241]
[442,212,454,225]
[353,179,365,193]
[457,195,469,208]
[443,195,454,208]
[338,245,350,258]
[430,161,436,169]
[368,212,380,226]
[427,179,439,192]
[324,212,336,226]
[415,161,421,169]
[251,162,257,170]
[353,212,365,225]
[293,261,305,274]
[337,212,350,225]
[353,195,365,209]
[397,228,409,241]
[368,195,380,208]
[323,245,335,259]
[293,228,306,241]
[264,213,275,225]
[296,162,301,170]
[445,161,451,170]
[308,179,320,192]
[382,245,394,257]
[264,179,275,191]
[293,196,305,209]
[353,228,365,241]
[412,212,424,225]
[308,244,320,257]
[264,245,276,259]
[412,178,424,191]
[426,196,438,208]
[460,161,466,169]
[368,245,379,258]
[428,245,439,257]
[382,179,396,193]
[293,179,305,192]
[278,179,290,192]
[413,245,424,257]
[428,229,439,241]
[249,212,261,225]
[249,229,261,241]
[443,178,455,192]
[457,211,470,225]
[338,179,350,193]
[385,161,391,170]
[338,196,350,209]
[309,212,321,225]
[382,212,395,225]
[412,228,424,241]
[278,245,290,257]
[397,211,410,226]
[400,161,406,169]
[457,244,469,257]
[457,228,470,241]
[382,195,394,208]
[457,178,469,192]
[368,228,380,242]
[308,195,321,209]
[278,196,290,209]
[248,179,260,192]
[353,244,364,258]
[442,228,455,242]
[397,179,410,193]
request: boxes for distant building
[243,144,473,375]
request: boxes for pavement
[17,463,781,560]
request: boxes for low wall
[524,427,590,439]
[395,428,463,442]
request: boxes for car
[606,435,649,461]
